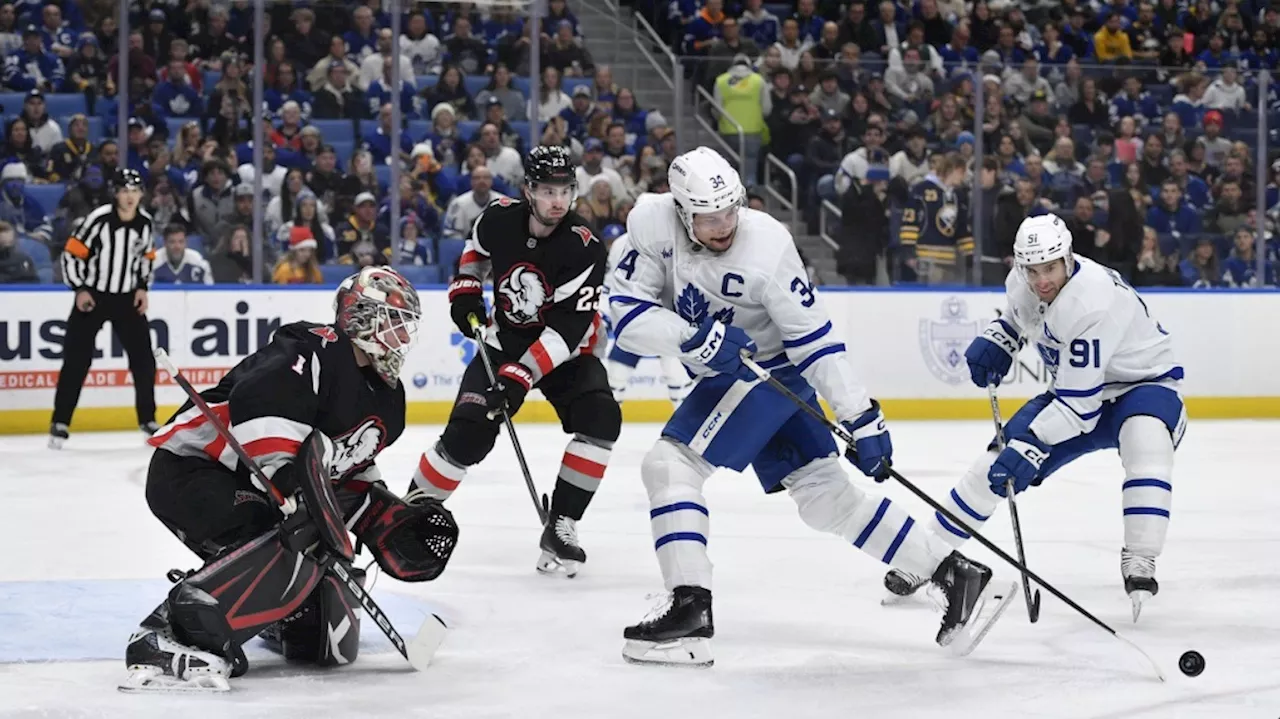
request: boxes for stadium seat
[311,119,357,145]
[437,238,466,273]
[25,184,65,212]
[43,93,86,117]
[464,75,489,97]
[202,70,222,95]
[408,119,430,140]
[186,234,204,254]
[374,163,391,187]
[398,264,443,285]
[19,237,50,267]
[37,266,53,283]
[1235,109,1259,129]
[1147,85,1173,107]
[1156,232,1178,257]
[510,120,530,140]
[331,141,355,168]
[165,116,192,139]
[0,92,25,114]
[458,120,481,141]
[415,75,439,92]
[321,264,356,284]
[511,77,531,97]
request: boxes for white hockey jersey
[608,193,872,422]
[1001,255,1183,446]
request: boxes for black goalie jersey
[899,176,974,265]
[149,322,406,484]
[457,198,608,384]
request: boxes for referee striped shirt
[61,204,156,294]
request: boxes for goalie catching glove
[351,482,459,582]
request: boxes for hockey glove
[352,483,459,582]
[679,318,758,382]
[484,362,533,417]
[964,320,1020,388]
[448,275,486,338]
[988,433,1051,496]
[841,400,893,481]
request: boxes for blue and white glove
[964,320,1020,387]
[842,400,893,481]
[988,433,1051,496]
[680,318,758,381]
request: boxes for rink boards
[0,285,1276,433]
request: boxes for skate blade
[622,638,713,667]
[118,667,230,694]
[536,550,580,579]
[48,436,64,450]
[945,581,1017,657]
[1130,590,1152,623]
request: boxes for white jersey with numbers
[1001,254,1183,446]
[607,193,873,422]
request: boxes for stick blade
[405,613,448,671]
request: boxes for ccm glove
[485,362,533,417]
[988,433,1051,496]
[448,275,486,338]
[679,318,758,381]
[841,400,893,480]
[964,320,1020,387]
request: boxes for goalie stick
[154,348,446,672]
[989,384,1042,623]
[740,353,1166,682]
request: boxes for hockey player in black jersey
[121,267,459,693]
[413,144,620,578]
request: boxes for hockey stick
[739,354,1166,682]
[988,385,1042,623]
[154,349,446,672]
[466,315,549,525]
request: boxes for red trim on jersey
[242,437,304,459]
[147,402,230,447]
[528,341,554,376]
[583,315,603,355]
[562,452,607,479]
[459,250,482,268]
[418,454,460,491]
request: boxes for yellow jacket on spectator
[1093,27,1133,62]
[272,259,323,284]
[714,66,767,137]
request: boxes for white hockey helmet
[668,146,745,243]
[1013,213,1075,277]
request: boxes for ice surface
[2,420,1278,719]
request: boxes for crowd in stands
[648,0,1280,286]
[0,0,680,287]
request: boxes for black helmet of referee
[112,168,144,194]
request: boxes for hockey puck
[1178,650,1205,677]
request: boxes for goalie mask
[334,267,422,386]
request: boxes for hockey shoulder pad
[352,483,459,582]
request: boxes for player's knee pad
[782,457,869,536]
[565,391,622,442]
[439,413,501,467]
[273,568,365,666]
[1118,416,1174,555]
[640,438,713,504]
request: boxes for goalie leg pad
[353,483,459,582]
[275,567,365,666]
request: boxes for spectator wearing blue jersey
[1033,23,1074,68]
[1164,150,1212,211]
[396,212,433,266]
[560,84,600,141]
[937,24,979,70]
[344,6,380,63]
[0,162,51,244]
[991,25,1027,67]
[152,225,214,285]
[611,88,649,147]
[683,0,726,55]
[1178,237,1220,287]
[1169,73,1207,129]
[482,6,524,45]
[545,0,581,37]
[152,59,204,119]
[1109,75,1162,129]
[1241,29,1279,71]
[794,0,825,44]
[37,3,74,59]
[0,220,37,283]
[362,103,416,167]
[5,24,64,91]
[264,62,313,121]
[1221,227,1276,287]
[742,0,781,49]
[1196,32,1234,70]
[1060,7,1093,60]
[366,56,417,118]
[1147,179,1202,237]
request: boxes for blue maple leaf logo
[676,284,711,324]
[712,306,735,325]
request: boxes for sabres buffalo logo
[330,417,386,478]
[497,263,552,326]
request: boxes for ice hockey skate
[537,514,586,578]
[47,422,68,450]
[119,626,232,694]
[881,568,929,606]
[930,551,1015,656]
[1122,548,1158,622]
[622,586,714,667]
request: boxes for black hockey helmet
[112,168,144,193]
[524,144,576,187]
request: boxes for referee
[50,168,159,449]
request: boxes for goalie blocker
[122,430,459,693]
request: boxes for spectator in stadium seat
[5,24,63,92]
[48,114,91,183]
[576,138,627,199]
[1137,133,1169,189]
[360,27,417,91]
[741,0,781,49]
[1178,237,1220,287]
[265,64,314,123]
[474,122,523,186]
[601,121,634,174]
[967,2,998,53]
[277,103,308,151]
[815,21,845,63]
[396,212,432,266]
[334,191,386,260]
[343,6,379,64]
[424,103,465,170]
[1065,194,1101,253]
[1170,73,1208,129]
[1112,116,1142,165]
[870,1,903,56]
[806,106,855,196]
[683,0,726,55]
[794,50,822,90]
[313,60,368,120]
[66,33,108,112]
[208,224,252,283]
[545,20,593,77]
[0,219,37,283]
[423,64,475,121]
[1214,153,1255,203]
[267,169,316,239]
[235,143,286,199]
[532,65,572,121]
[304,144,343,211]
[705,18,759,83]
[496,21,533,76]
[366,56,417,119]
[444,166,501,239]
[756,45,783,79]
[558,84,599,141]
[938,22,979,70]
[1206,180,1249,236]
[141,8,173,64]
[835,119,887,193]
[1163,150,1211,211]
[774,18,812,71]
[575,174,625,235]
[1197,110,1232,169]
[884,47,933,108]
[453,142,509,199]
[481,97,525,155]
[361,103,415,168]
[476,64,528,122]
[610,88,648,145]
[809,69,849,116]
[1034,22,1074,71]
[273,226,323,284]
[1147,178,1202,237]
[0,162,50,243]
[275,189,335,262]
[1130,226,1178,286]
[188,9,238,67]
[0,5,17,56]
[1022,153,1050,198]
[889,124,930,187]
[336,150,381,216]
[401,12,442,77]
[1221,227,1276,287]
[156,38,202,93]
[1241,29,1279,73]
[1004,57,1053,106]
[793,0,825,44]
[544,0,580,36]
[1203,62,1250,113]
[152,224,213,285]
[152,59,204,120]
[307,36,361,93]
[991,25,1026,67]
[187,160,235,239]
[0,117,48,179]
[147,174,187,236]
[445,17,494,76]
[482,4,523,46]
[16,91,59,156]
[55,163,107,232]
[1093,12,1133,63]
[285,8,330,73]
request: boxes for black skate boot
[537,513,586,578]
[622,586,714,666]
[48,422,68,450]
[882,568,929,605]
[930,551,1015,656]
[120,606,233,694]
[1121,548,1158,622]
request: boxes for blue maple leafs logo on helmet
[677,284,734,326]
